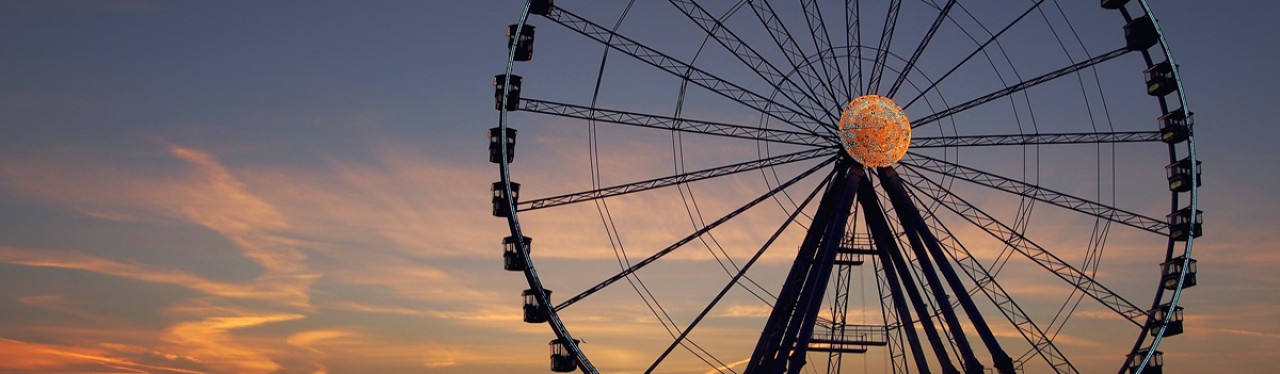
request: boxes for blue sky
[1,0,1278,373]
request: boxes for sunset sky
[1,1,1278,373]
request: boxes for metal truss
[912,47,1130,128]
[519,148,835,212]
[900,169,1148,326]
[911,131,1161,148]
[519,99,833,147]
[899,153,1169,235]
[544,6,829,136]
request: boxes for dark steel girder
[520,98,834,147]
[857,171,948,374]
[646,167,833,373]
[881,167,1014,374]
[899,153,1169,235]
[554,156,836,311]
[519,148,835,212]
[747,159,857,374]
[544,6,830,136]
[911,131,1161,148]
[668,0,834,124]
[905,180,1079,373]
[845,0,863,98]
[912,47,1130,128]
[885,0,956,98]
[898,169,1148,326]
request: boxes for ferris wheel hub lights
[839,95,911,167]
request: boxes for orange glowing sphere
[838,95,911,167]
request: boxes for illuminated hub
[838,95,911,167]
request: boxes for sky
[1,0,1278,373]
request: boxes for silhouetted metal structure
[490,0,1199,373]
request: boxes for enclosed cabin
[1146,62,1177,97]
[1101,0,1129,9]
[1166,158,1202,193]
[492,181,520,217]
[503,235,532,271]
[1148,303,1185,337]
[1166,208,1203,241]
[548,338,579,373]
[523,288,551,323]
[529,0,553,16]
[493,74,523,111]
[489,127,518,164]
[1125,16,1158,52]
[1127,348,1164,374]
[1159,109,1192,144]
[1161,256,1197,290]
[507,24,536,62]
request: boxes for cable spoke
[521,98,834,147]
[520,148,835,212]
[543,5,830,136]
[899,153,1168,235]
[647,166,832,373]
[748,1,842,119]
[866,0,902,94]
[668,0,835,124]
[911,131,1161,148]
[898,168,1148,326]
[911,47,1130,129]
[903,0,1049,109]
[555,156,837,311]
[900,169,1079,373]
[885,0,957,98]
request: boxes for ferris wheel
[490,0,1200,373]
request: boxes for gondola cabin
[1146,62,1176,97]
[1167,208,1203,241]
[523,288,551,323]
[489,127,518,164]
[503,235,531,271]
[1125,16,1157,51]
[1127,348,1163,374]
[1148,303,1185,337]
[492,181,520,217]
[1159,109,1191,144]
[549,338,579,372]
[1166,158,1201,193]
[493,74,522,111]
[1101,0,1129,9]
[1161,256,1197,290]
[507,24,535,62]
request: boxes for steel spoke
[911,47,1130,129]
[801,0,849,103]
[668,0,835,124]
[899,169,1079,373]
[520,148,835,212]
[911,131,1161,148]
[898,169,1148,326]
[555,156,837,311]
[845,0,862,97]
[899,153,1168,235]
[866,0,902,94]
[544,5,830,136]
[521,98,834,147]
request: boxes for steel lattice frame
[491,1,1198,373]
